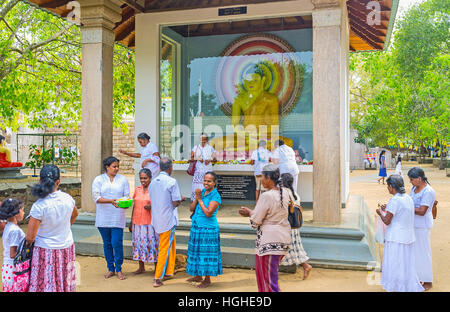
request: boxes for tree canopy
[350,0,450,159]
[0,0,135,133]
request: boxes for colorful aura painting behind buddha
[161,26,313,162]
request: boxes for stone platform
[0,167,26,180]
[72,194,376,271]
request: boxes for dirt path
[1,161,448,292]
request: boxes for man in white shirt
[250,140,271,202]
[149,157,186,287]
[272,140,300,191]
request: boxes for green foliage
[25,144,54,169]
[350,0,450,156]
[0,0,135,133]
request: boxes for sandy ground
[1,161,449,292]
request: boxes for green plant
[55,147,77,165]
[25,144,54,169]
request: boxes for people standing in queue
[119,132,161,178]
[189,133,217,201]
[376,175,424,292]
[279,173,312,279]
[186,172,223,288]
[250,140,271,203]
[149,157,186,287]
[92,156,130,280]
[377,150,388,184]
[27,165,79,292]
[129,168,159,275]
[271,140,300,192]
[407,167,436,291]
[239,164,291,292]
[1,198,25,292]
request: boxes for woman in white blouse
[407,167,436,291]
[189,134,217,200]
[92,156,130,280]
[119,132,161,178]
[376,174,424,292]
[271,140,300,191]
[26,165,79,292]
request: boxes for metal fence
[16,133,79,177]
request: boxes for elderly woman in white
[92,156,130,281]
[376,175,424,292]
[407,167,436,291]
[119,132,161,178]
[271,140,300,191]
[189,133,217,200]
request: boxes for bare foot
[104,271,115,279]
[196,280,211,288]
[153,279,163,287]
[423,282,432,291]
[162,274,174,281]
[117,271,126,280]
[133,268,146,275]
[186,276,203,283]
[302,264,312,280]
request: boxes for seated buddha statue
[0,135,22,168]
[210,71,292,154]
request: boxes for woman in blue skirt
[186,171,222,288]
[377,150,388,184]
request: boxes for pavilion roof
[25,0,398,52]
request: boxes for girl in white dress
[407,167,436,291]
[0,198,25,292]
[394,154,402,176]
[376,174,424,292]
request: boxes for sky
[397,0,426,16]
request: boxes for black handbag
[288,197,303,229]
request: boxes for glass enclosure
[160,17,313,162]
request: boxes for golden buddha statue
[210,71,292,153]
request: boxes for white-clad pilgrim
[407,167,436,291]
[250,139,271,202]
[189,133,217,201]
[92,156,130,280]
[271,139,300,191]
[119,132,161,178]
[376,174,424,292]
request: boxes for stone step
[72,219,374,270]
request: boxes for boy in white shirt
[250,140,271,202]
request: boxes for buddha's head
[243,72,266,95]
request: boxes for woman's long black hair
[407,167,430,185]
[0,198,24,220]
[280,173,298,201]
[379,150,386,165]
[261,164,283,208]
[31,164,60,199]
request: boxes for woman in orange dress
[129,168,159,274]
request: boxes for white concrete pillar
[79,0,122,212]
[312,0,348,224]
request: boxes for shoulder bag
[287,193,303,229]
[187,146,199,176]
[13,238,34,292]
